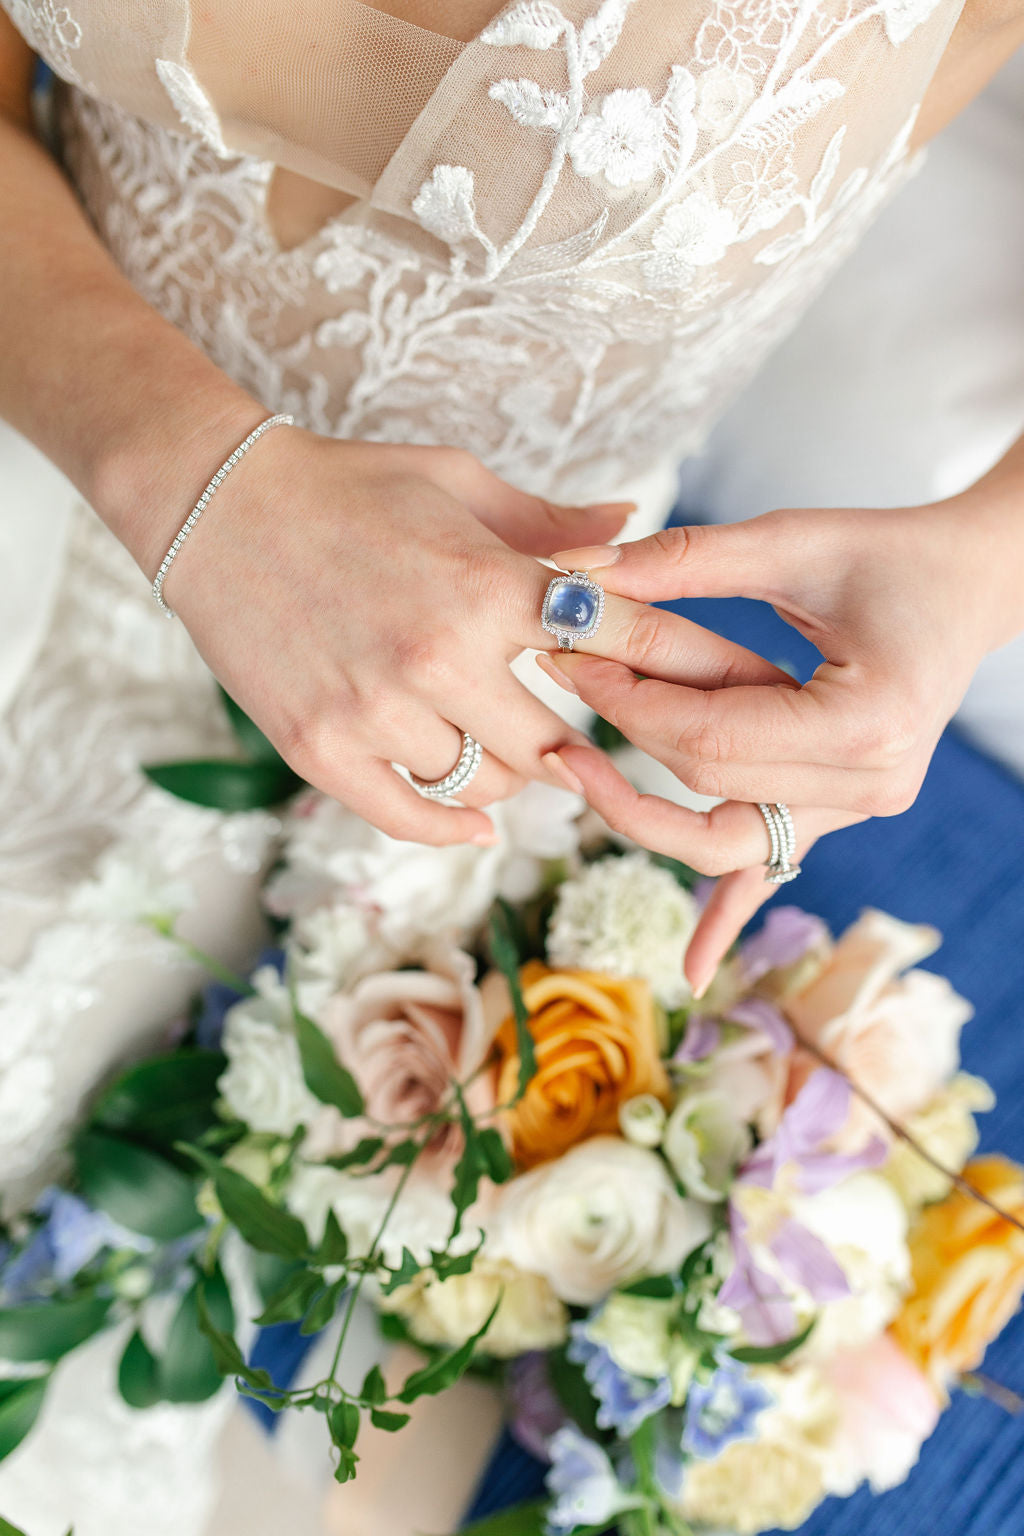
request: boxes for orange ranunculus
[891,1154,1024,1396]
[491,961,668,1170]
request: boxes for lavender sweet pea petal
[726,998,794,1055]
[719,1209,797,1346]
[674,1014,722,1065]
[795,1134,889,1195]
[777,1069,852,1161]
[741,907,829,983]
[771,1218,850,1303]
[507,1354,567,1462]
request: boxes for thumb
[550,514,791,602]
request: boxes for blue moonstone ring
[541,570,606,651]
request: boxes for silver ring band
[411,733,483,800]
[756,801,801,885]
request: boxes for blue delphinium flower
[682,1358,773,1459]
[0,1189,152,1303]
[545,1425,633,1536]
[567,1318,673,1438]
[195,945,285,1048]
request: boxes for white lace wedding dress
[0,2,1014,1532]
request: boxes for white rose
[218,967,321,1137]
[385,1258,568,1357]
[663,1089,752,1201]
[491,1136,712,1305]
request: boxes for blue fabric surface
[252,591,1024,1534]
[465,592,1024,1531]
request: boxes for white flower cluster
[547,853,697,1007]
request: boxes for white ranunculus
[266,783,581,952]
[547,852,698,1008]
[663,1089,752,1201]
[385,1257,568,1357]
[218,966,321,1137]
[286,1163,481,1269]
[491,1136,712,1305]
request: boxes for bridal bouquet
[3,753,1024,1536]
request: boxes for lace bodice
[5,0,964,502]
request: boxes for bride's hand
[538,491,1024,989]
[163,430,788,846]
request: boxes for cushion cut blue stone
[548,581,597,632]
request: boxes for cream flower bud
[663,1090,752,1202]
[619,1093,668,1148]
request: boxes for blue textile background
[253,590,1024,1535]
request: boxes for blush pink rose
[312,943,499,1171]
[825,1333,940,1496]
[784,911,971,1151]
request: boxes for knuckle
[649,524,693,568]
[841,708,916,770]
[621,606,668,673]
[392,630,456,692]
[277,710,346,783]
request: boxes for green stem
[147,918,255,996]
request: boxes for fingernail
[542,751,584,795]
[536,652,577,695]
[551,543,622,570]
[692,974,712,1001]
[472,827,500,847]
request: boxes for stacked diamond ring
[411,732,483,800]
[756,801,801,884]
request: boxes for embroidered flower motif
[155,59,231,157]
[646,192,739,289]
[879,0,944,46]
[695,63,756,136]
[568,88,665,189]
[481,0,566,50]
[412,164,480,244]
[8,0,83,82]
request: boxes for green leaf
[293,1008,364,1118]
[300,1279,345,1336]
[449,1089,484,1244]
[75,1131,202,1241]
[0,1375,49,1462]
[476,1127,514,1185]
[379,1246,421,1297]
[143,759,301,811]
[90,1051,226,1148]
[489,903,536,1099]
[195,1290,274,1393]
[369,1407,411,1432]
[180,1145,309,1259]
[649,851,699,891]
[0,1296,111,1364]
[0,1518,31,1536]
[619,1274,677,1300]
[548,1346,603,1441]
[323,1137,385,1173]
[118,1329,162,1410]
[444,1500,548,1536]
[316,1210,349,1267]
[729,1318,815,1365]
[333,1444,359,1485]
[160,1266,235,1403]
[397,1297,500,1404]
[219,689,289,766]
[255,1269,324,1327]
[329,1399,360,1449]
[360,1364,386,1406]
[590,712,628,752]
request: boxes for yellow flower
[678,1438,825,1533]
[882,1074,994,1212]
[892,1154,1024,1394]
[491,962,668,1169]
[382,1258,567,1357]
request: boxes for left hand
[536,492,1023,994]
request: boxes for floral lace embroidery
[5,0,86,84]
[155,58,232,156]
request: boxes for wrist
[84,313,265,578]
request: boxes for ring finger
[387,710,525,809]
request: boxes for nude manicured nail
[536,652,578,695]
[543,751,585,795]
[472,828,500,847]
[551,543,622,570]
[692,974,712,1001]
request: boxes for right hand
[166,430,787,844]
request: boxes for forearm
[0,97,262,576]
[948,428,1024,652]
